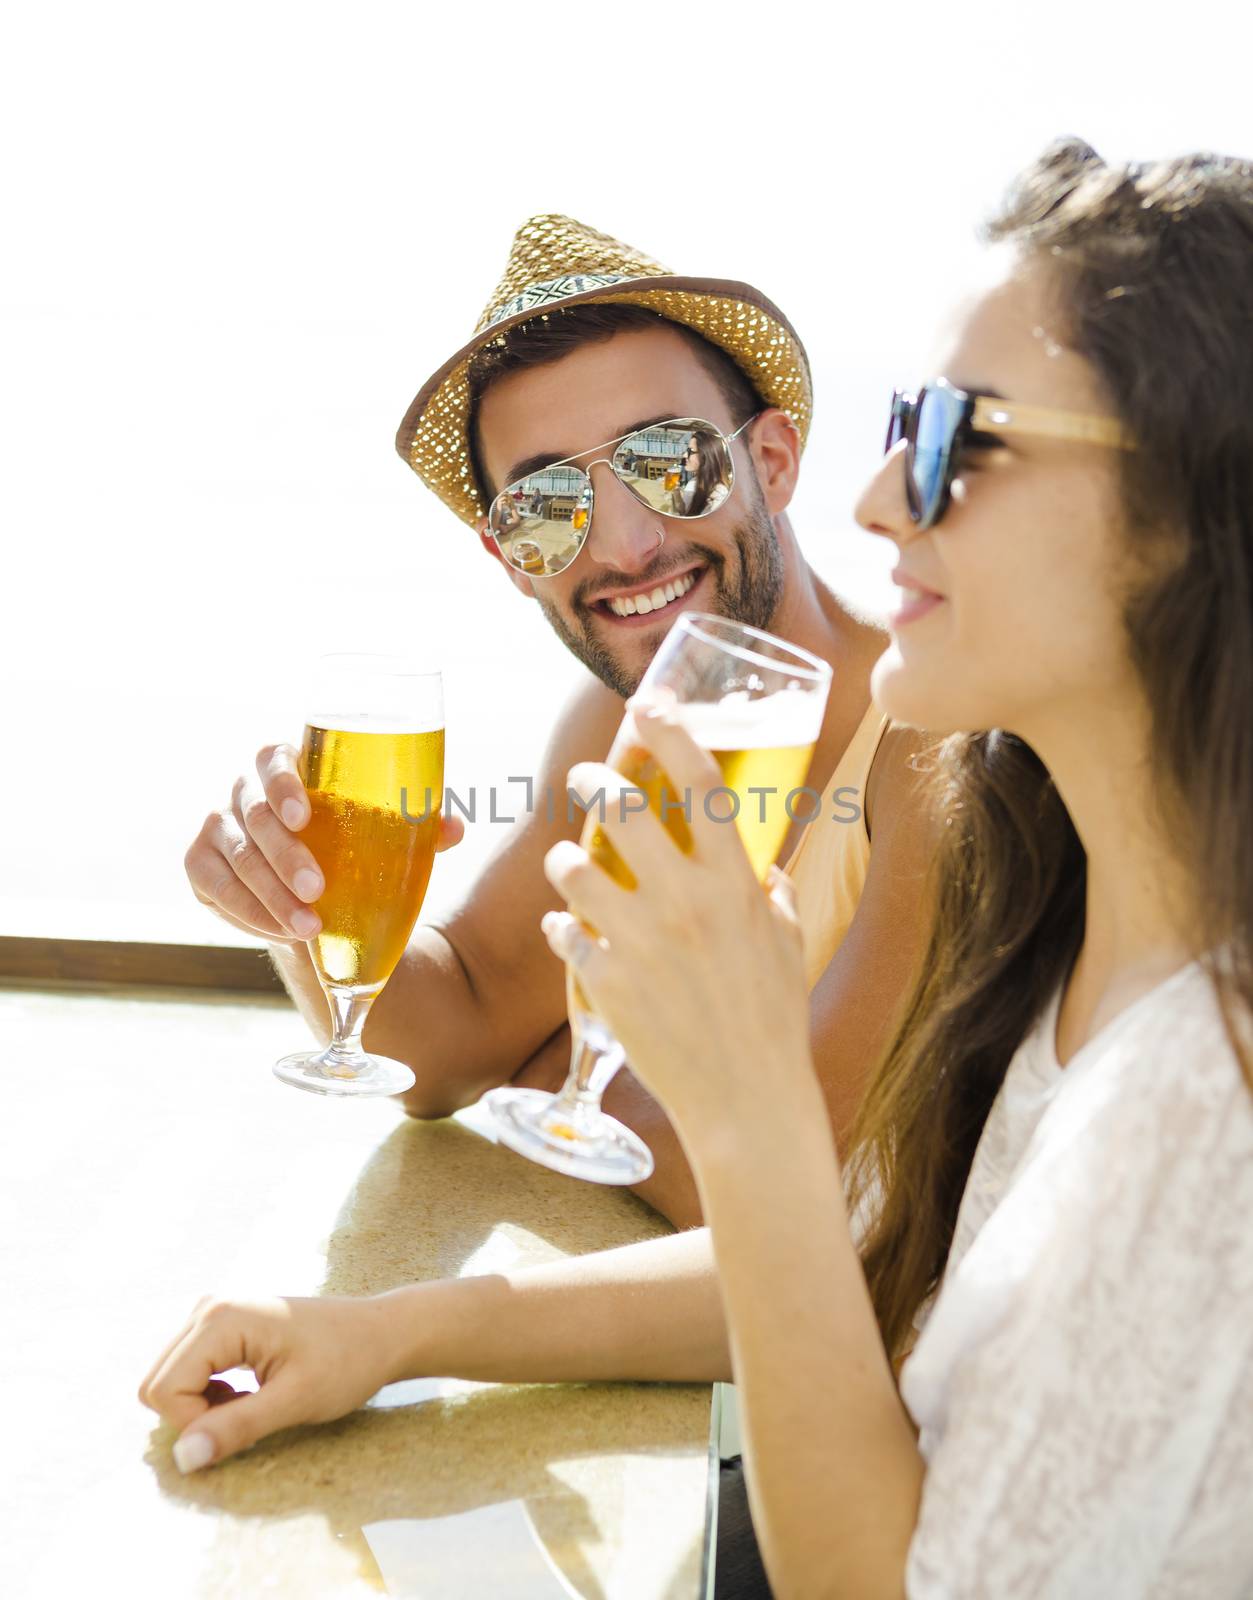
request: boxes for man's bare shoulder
[813,578,890,669]
[535,672,626,778]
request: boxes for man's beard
[535,487,785,699]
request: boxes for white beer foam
[306,713,444,735]
[644,689,825,751]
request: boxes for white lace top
[900,962,1253,1598]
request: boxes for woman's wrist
[667,1039,825,1176]
[370,1276,470,1387]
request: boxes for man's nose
[584,463,667,574]
[853,440,915,547]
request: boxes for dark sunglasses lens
[910,389,954,525]
[885,391,909,453]
[613,418,733,519]
[489,468,592,575]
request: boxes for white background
[3,2,1249,941]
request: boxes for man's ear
[477,520,536,598]
[748,408,801,518]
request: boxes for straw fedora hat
[395,214,814,529]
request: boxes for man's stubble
[534,475,786,699]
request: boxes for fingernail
[293,868,322,901]
[282,800,307,830]
[291,909,320,938]
[173,1432,215,1474]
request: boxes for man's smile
[586,563,709,628]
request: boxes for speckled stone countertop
[2,985,713,1599]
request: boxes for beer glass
[273,654,444,1098]
[487,614,831,1181]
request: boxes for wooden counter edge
[0,935,288,994]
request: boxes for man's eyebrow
[501,414,686,488]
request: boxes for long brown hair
[847,139,1253,1362]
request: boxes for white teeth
[607,569,699,618]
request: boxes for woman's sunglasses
[886,377,1136,529]
[487,414,757,577]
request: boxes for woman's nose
[854,440,915,547]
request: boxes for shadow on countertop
[143,1113,707,1598]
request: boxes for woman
[673,427,731,516]
[139,142,1253,1596]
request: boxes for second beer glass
[487,614,831,1182]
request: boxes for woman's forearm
[375,1226,732,1386]
[690,1070,923,1600]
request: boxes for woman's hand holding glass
[541,700,815,1141]
[485,613,830,1183]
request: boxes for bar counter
[2,983,714,1598]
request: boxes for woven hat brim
[395,275,814,529]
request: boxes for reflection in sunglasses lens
[612,419,733,522]
[489,464,592,577]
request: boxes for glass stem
[320,983,383,1069]
[547,1025,625,1132]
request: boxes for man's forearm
[603,1070,703,1228]
[268,940,335,1042]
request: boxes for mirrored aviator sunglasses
[487,415,755,578]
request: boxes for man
[184,215,933,1226]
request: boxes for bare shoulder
[535,673,625,781]
[814,580,890,670]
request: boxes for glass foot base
[485,1086,655,1184]
[273,1049,416,1099]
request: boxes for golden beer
[584,739,817,886]
[569,698,818,1032]
[299,723,444,989]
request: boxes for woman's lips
[888,566,945,629]
[889,589,945,627]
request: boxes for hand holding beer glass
[487,614,831,1181]
[274,654,444,1098]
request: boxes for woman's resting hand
[138,1292,399,1473]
